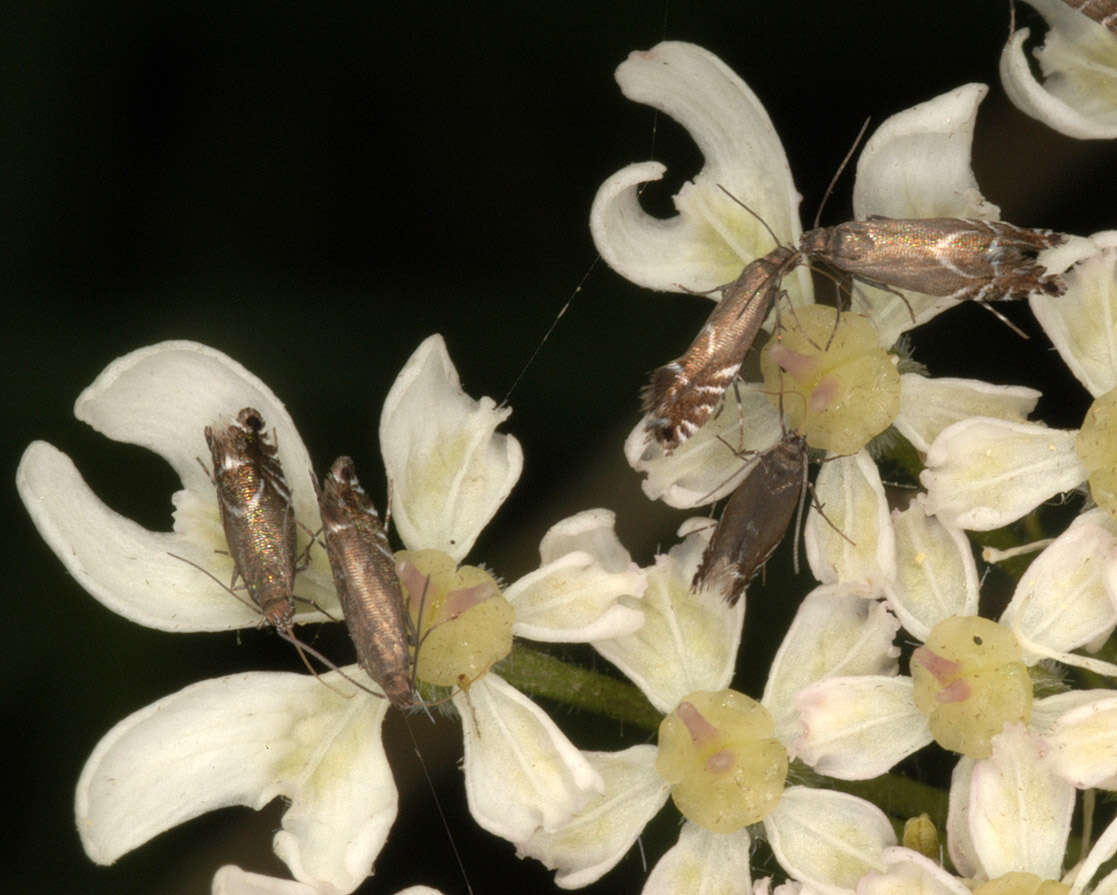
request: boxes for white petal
[590,42,809,298]
[884,494,979,642]
[921,418,1086,530]
[1070,815,1117,895]
[643,823,752,895]
[594,520,743,711]
[1030,689,1108,737]
[1048,690,1117,788]
[624,384,783,508]
[999,0,1117,140]
[853,84,998,221]
[514,745,669,889]
[804,450,896,596]
[849,84,999,342]
[457,674,603,842]
[212,867,318,895]
[793,676,931,780]
[894,375,1041,454]
[946,758,979,878]
[763,588,900,743]
[380,335,522,562]
[966,723,1074,881]
[507,550,646,642]
[17,341,337,631]
[765,786,894,893]
[857,848,971,895]
[538,508,635,572]
[1030,243,1117,397]
[77,670,395,894]
[1001,508,1117,666]
[507,509,646,641]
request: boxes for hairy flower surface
[1000,0,1117,139]
[18,338,645,893]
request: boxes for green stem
[497,643,663,730]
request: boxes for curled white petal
[77,670,394,894]
[624,384,783,508]
[1001,507,1117,664]
[921,418,1086,530]
[763,587,900,743]
[380,335,522,562]
[853,83,999,221]
[894,374,1041,453]
[857,847,971,895]
[591,42,808,297]
[884,494,980,642]
[1000,1,1117,140]
[538,508,635,572]
[1049,691,1117,788]
[457,674,603,842]
[593,520,743,712]
[643,823,752,895]
[17,341,338,632]
[966,723,1075,881]
[514,745,669,889]
[765,786,894,893]
[1030,243,1117,397]
[804,450,895,596]
[794,675,931,780]
[212,867,319,895]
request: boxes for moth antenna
[281,632,354,699]
[811,116,871,229]
[399,714,475,895]
[500,255,602,408]
[977,301,1031,339]
[716,183,785,250]
[167,551,259,615]
[290,594,341,623]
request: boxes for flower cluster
[18,4,1117,893]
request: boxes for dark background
[6,2,1117,893]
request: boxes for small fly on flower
[643,245,802,452]
[691,429,809,606]
[799,217,1067,303]
[316,455,416,709]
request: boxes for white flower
[857,723,1117,894]
[515,522,902,892]
[597,45,1059,603]
[794,500,1117,782]
[18,338,646,893]
[1000,0,1117,139]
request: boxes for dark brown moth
[205,406,298,631]
[1061,0,1117,30]
[643,245,802,452]
[692,430,808,606]
[799,217,1066,303]
[316,455,415,709]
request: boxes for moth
[316,455,415,709]
[205,406,299,632]
[643,245,802,452]
[1061,0,1117,30]
[692,430,809,606]
[799,217,1066,303]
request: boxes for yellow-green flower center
[396,548,514,689]
[972,872,1069,895]
[655,689,787,832]
[760,304,900,454]
[901,813,939,860]
[910,616,1032,759]
[1076,387,1117,520]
